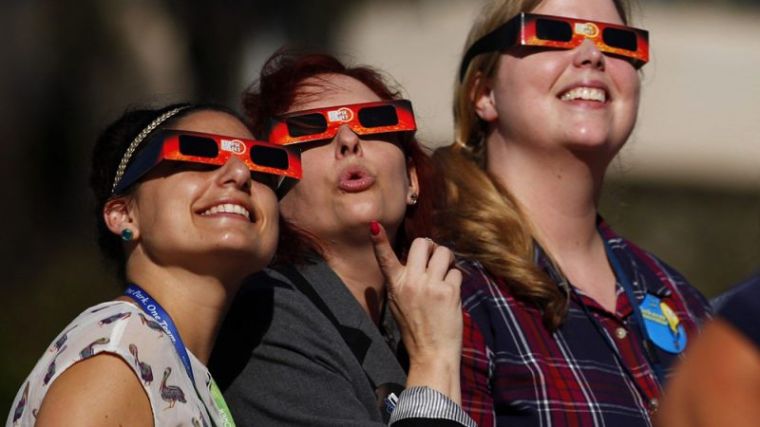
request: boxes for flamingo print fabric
[7,301,225,426]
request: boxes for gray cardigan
[210,258,474,426]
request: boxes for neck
[322,235,387,325]
[488,140,604,248]
[487,137,618,310]
[122,258,241,364]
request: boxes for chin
[339,198,382,220]
[563,127,625,151]
[567,138,612,152]
[345,200,406,225]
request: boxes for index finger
[369,220,403,284]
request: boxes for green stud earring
[120,228,134,241]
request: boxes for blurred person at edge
[6,103,303,426]
[209,51,475,427]
[432,0,712,425]
[656,272,760,427]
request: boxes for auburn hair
[243,50,434,263]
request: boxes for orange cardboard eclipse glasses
[460,12,649,80]
[112,130,302,196]
[268,99,417,145]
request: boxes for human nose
[216,157,251,191]
[334,125,363,158]
[572,39,605,70]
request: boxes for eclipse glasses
[460,12,649,80]
[268,99,417,145]
[113,130,302,196]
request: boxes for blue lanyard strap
[602,239,666,386]
[124,283,195,383]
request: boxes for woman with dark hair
[210,52,474,426]
[432,0,711,425]
[7,103,301,426]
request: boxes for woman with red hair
[210,52,474,426]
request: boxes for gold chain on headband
[111,106,189,193]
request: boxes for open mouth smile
[200,203,252,222]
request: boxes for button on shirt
[459,221,711,427]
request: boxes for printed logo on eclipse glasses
[327,107,354,123]
[574,22,599,38]
[221,139,247,155]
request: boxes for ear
[406,161,420,205]
[471,73,498,122]
[103,196,139,241]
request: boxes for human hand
[369,220,463,401]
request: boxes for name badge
[640,294,686,353]
[375,382,405,423]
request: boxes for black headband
[458,17,520,82]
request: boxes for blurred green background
[2,0,758,415]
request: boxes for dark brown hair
[89,102,244,281]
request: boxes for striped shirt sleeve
[389,386,477,427]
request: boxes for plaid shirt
[459,221,711,427]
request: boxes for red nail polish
[370,220,380,236]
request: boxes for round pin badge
[639,294,687,353]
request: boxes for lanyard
[601,239,667,386]
[124,283,236,426]
[124,283,195,382]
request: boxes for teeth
[201,203,251,220]
[560,87,606,102]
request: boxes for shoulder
[34,352,152,426]
[211,267,355,389]
[713,272,760,311]
[214,267,388,425]
[454,257,527,351]
[455,257,521,319]
[229,268,335,334]
[455,258,502,299]
[717,275,760,348]
[12,302,155,426]
[226,268,337,342]
[648,253,711,319]
[607,227,711,318]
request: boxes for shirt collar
[533,218,672,303]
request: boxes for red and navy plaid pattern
[459,221,711,427]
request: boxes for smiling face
[478,0,640,160]
[114,110,279,276]
[278,74,418,245]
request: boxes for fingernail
[370,220,380,236]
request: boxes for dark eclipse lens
[251,145,289,170]
[286,113,328,137]
[603,28,637,51]
[178,135,219,157]
[536,18,573,42]
[358,105,398,128]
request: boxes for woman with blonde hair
[433,0,711,425]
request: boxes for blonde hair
[436,0,633,330]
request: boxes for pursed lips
[337,165,376,193]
